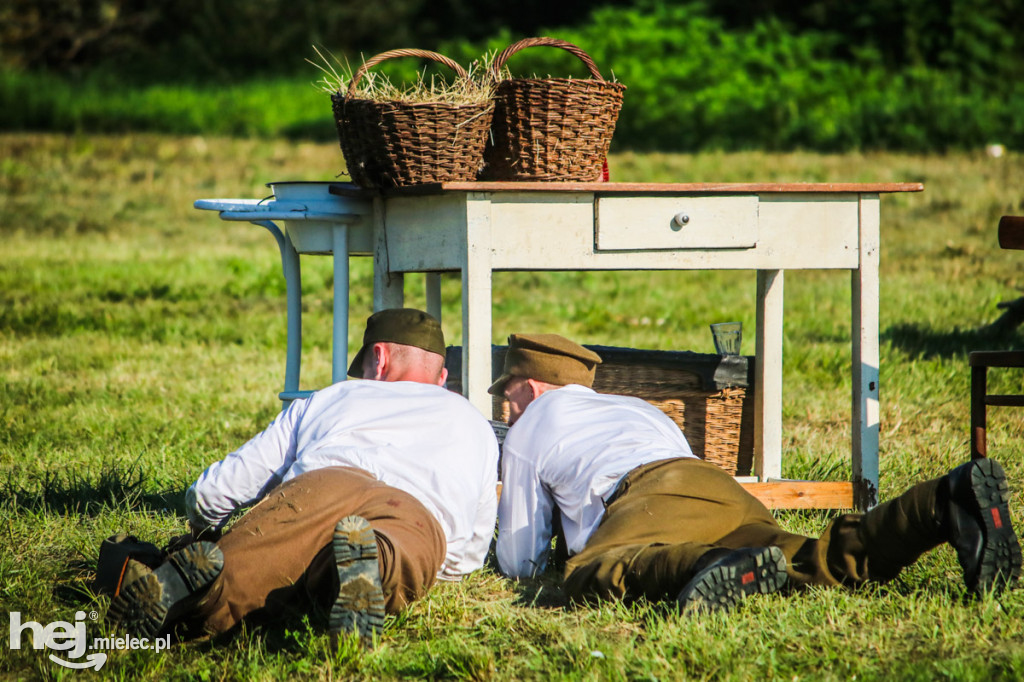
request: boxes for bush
[446,2,1024,151]
[3,1,1022,152]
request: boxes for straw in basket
[331,49,495,189]
[482,37,626,182]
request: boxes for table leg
[852,195,881,510]
[755,269,784,482]
[332,224,349,384]
[426,273,442,322]
[373,196,404,311]
[254,220,302,399]
[462,195,493,417]
[970,365,987,459]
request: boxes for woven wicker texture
[490,363,752,476]
[482,37,626,181]
[593,363,753,477]
[331,49,495,189]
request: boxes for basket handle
[490,37,606,81]
[346,49,470,98]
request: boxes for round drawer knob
[673,213,690,228]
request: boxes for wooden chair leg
[971,364,988,459]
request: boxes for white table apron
[196,180,923,510]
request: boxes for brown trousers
[564,457,946,602]
[195,466,446,634]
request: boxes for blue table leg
[253,220,303,402]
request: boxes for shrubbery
[446,2,1023,151]
[2,1,1021,151]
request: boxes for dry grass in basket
[308,45,496,106]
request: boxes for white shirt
[496,384,695,578]
[186,380,499,578]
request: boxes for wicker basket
[330,49,495,189]
[445,345,754,476]
[481,37,626,182]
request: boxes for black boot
[106,541,223,638]
[945,458,1022,597]
[676,546,787,614]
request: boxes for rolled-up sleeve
[186,399,306,530]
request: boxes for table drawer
[595,195,759,250]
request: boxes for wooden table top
[327,180,925,197]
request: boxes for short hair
[365,342,445,383]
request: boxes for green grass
[2,133,1023,679]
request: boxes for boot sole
[967,459,1022,596]
[106,541,223,638]
[677,546,788,613]
[329,516,386,642]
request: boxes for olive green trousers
[564,457,945,602]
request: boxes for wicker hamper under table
[445,344,754,476]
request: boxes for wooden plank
[332,181,926,197]
[442,181,925,194]
[495,481,854,509]
[741,481,855,509]
[969,350,1024,368]
[986,395,1024,407]
[998,216,1024,250]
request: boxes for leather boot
[676,546,787,613]
[106,541,224,638]
[944,458,1022,597]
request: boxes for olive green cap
[348,308,446,378]
[488,333,603,395]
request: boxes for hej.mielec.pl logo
[8,610,171,670]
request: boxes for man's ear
[371,343,390,381]
[525,378,546,399]
[436,366,449,386]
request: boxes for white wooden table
[198,180,923,510]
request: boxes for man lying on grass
[492,333,1022,610]
[107,308,499,643]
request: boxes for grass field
[2,133,1023,680]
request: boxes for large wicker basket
[331,49,495,189]
[445,345,754,476]
[481,37,626,181]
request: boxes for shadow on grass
[0,462,186,517]
[175,607,341,656]
[55,558,103,608]
[884,321,1023,360]
[510,570,570,610]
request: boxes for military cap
[348,308,446,378]
[488,333,603,395]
